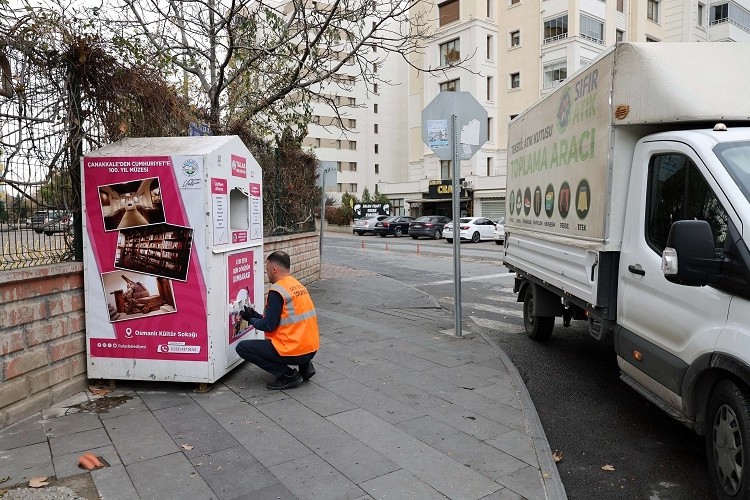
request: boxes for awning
[405,198,471,204]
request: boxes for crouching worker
[235,251,319,390]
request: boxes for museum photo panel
[114,223,193,281]
[98,177,165,231]
[101,270,177,323]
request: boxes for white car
[352,215,388,235]
[493,217,505,245]
[443,217,496,243]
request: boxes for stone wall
[0,232,320,428]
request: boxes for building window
[616,29,624,42]
[510,30,521,47]
[349,141,357,150]
[486,157,493,176]
[580,15,604,44]
[486,35,493,60]
[440,78,460,92]
[348,119,356,128]
[336,183,342,192]
[373,83,378,93]
[349,183,358,192]
[374,103,378,113]
[543,60,567,89]
[441,160,451,179]
[375,164,379,174]
[487,117,493,143]
[711,3,728,23]
[315,138,321,147]
[647,0,659,23]
[486,76,493,101]
[350,162,357,171]
[440,38,461,66]
[348,97,356,105]
[510,72,520,89]
[439,0,460,26]
[374,144,379,154]
[544,14,568,43]
[698,3,705,26]
[374,123,379,133]
[337,140,342,149]
[337,161,342,172]
[486,0,493,17]
[373,62,378,73]
[391,198,405,216]
[617,0,624,12]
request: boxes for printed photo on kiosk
[98,177,166,231]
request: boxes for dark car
[352,215,388,235]
[30,209,73,236]
[373,216,415,237]
[408,215,452,240]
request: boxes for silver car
[352,215,388,235]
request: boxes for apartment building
[377,0,750,222]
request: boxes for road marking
[485,295,519,304]
[463,303,522,317]
[420,272,515,286]
[469,315,521,330]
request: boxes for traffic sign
[421,91,488,160]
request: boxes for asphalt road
[322,231,713,500]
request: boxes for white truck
[503,42,750,499]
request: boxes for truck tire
[523,286,554,340]
[706,380,750,500]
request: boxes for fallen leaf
[0,477,9,484]
[88,384,112,397]
[181,444,194,451]
[29,477,49,488]
[552,450,563,463]
[601,464,615,471]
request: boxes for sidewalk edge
[473,328,568,500]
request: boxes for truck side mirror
[662,220,721,286]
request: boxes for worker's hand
[240,305,261,321]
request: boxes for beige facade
[378,0,750,221]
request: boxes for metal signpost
[422,92,488,337]
[317,161,338,258]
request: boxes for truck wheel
[706,380,750,500]
[523,286,554,340]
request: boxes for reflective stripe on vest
[267,276,319,356]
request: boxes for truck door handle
[628,265,645,276]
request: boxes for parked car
[408,215,451,240]
[30,209,72,236]
[373,216,415,237]
[443,217,496,243]
[493,217,505,245]
[352,215,388,235]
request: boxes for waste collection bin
[82,136,264,383]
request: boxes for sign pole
[452,114,462,338]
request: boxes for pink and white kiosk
[82,136,264,383]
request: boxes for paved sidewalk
[0,264,565,500]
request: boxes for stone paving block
[126,451,215,500]
[53,444,119,479]
[323,377,426,425]
[49,426,112,456]
[429,365,509,390]
[426,403,511,441]
[409,347,468,368]
[189,384,247,413]
[135,387,194,412]
[43,411,102,437]
[190,445,279,499]
[231,481,300,500]
[371,348,445,372]
[268,453,365,500]
[287,381,358,417]
[91,464,139,500]
[473,384,522,410]
[396,415,465,444]
[359,468,447,499]
[429,432,528,481]
[361,376,451,413]
[103,411,178,465]
[0,442,54,485]
[0,414,46,450]
[485,430,538,466]
[495,465,545,500]
[95,395,150,420]
[153,401,239,459]
[328,409,500,500]
[259,398,399,484]
[479,488,526,500]
[211,402,312,468]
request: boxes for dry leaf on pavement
[601,464,615,471]
[181,444,194,451]
[552,450,563,463]
[88,384,112,397]
[29,477,49,488]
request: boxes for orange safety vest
[266,275,320,356]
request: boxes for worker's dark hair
[267,251,290,270]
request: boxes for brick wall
[0,262,87,429]
[0,232,320,428]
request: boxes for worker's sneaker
[267,371,303,390]
[299,362,316,381]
